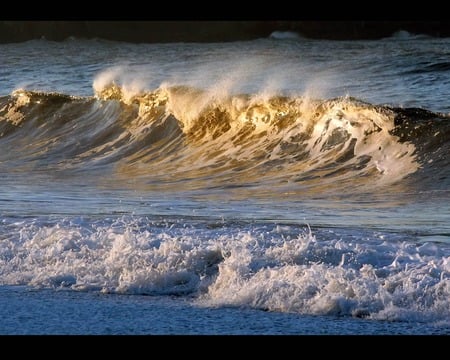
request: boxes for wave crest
[93,83,420,187]
[3,83,447,194]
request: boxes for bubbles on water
[1,216,450,324]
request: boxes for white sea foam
[1,216,449,324]
[269,31,302,40]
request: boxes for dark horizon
[1,21,449,43]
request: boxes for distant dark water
[1,21,450,43]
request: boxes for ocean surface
[0,31,449,335]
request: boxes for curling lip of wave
[2,83,448,193]
[94,82,421,187]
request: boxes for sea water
[0,32,449,334]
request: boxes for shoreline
[1,21,449,44]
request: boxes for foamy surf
[1,215,449,324]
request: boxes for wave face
[1,85,448,199]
